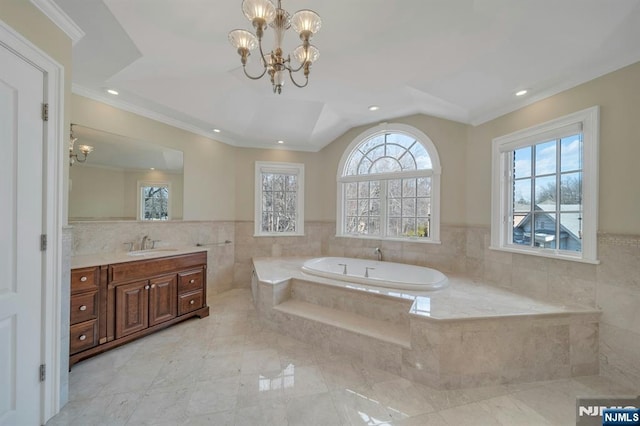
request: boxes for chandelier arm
[284,57,306,73]
[288,69,309,88]
[239,32,270,80]
[256,36,270,69]
[242,64,268,80]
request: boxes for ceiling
[54,0,640,152]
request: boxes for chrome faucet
[338,263,348,275]
[365,266,375,278]
[141,235,149,250]
[374,247,382,261]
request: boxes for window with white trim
[337,123,441,242]
[491,106,599,262]
[139,182,171,220]
[255,162,304,236]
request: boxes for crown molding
[30,0,85,44]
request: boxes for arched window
[337,123,441,242]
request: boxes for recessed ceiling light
[368,105,380,111]
[277,140,284,144]
[150,167,155,170]
[213,129,221,133]
[106,89,119,95]
[515,89,528,97]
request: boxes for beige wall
[71,95,235,221]
[467,61,640,234]
[234,147,326,222]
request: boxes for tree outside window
[139,183,170,220]
[254,162,304,236]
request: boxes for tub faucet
[374,247,382,261]
[338,263,348,275]
[365,267,375,278]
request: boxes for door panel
[149,274,177,327]
[115,280,149,339]
[0,44,44,426]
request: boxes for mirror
[68,125,184,221]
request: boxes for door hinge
[40,234,47,251]
[41,103,49,121]
[39,364,46,382]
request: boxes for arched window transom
[337,123,441,243]
[344,132,433,176]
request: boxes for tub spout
[374,247,382,261]
[338,263,348,275]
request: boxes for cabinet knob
[189,300,195,305]
[79,305,87,311]
[189,279,195,284]
[79,334,86,341]
[144,285,150,290]
[80,276,87,282]
[151,284,156,289]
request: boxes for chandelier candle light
[229,0,321,94]
[69,124,94,166]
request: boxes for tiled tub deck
[252,257,601,390]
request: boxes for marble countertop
[252,257,601,322]
[72,246,208,269]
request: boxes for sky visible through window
[511,134,583,251]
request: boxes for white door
[0,43,45,426]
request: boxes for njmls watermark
[577,396,640,426]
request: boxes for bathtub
[301,257,448,292]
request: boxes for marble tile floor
[48,289,638,426]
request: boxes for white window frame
[490,106,599,263]
[138,181,172,221]
[255,161,305,237]
[336,122,441,243]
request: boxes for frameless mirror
[68,125,184,221]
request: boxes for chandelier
[228,0,321,94]
[69,124,94,166]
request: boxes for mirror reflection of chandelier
[69,124,94,166]
[228,0,321,94]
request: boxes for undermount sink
[127,248,179,257]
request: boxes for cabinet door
[115,280,149,338]
[149,274,177,327]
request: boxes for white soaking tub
[301,256,448,292]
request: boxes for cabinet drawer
[70,291,99,325]
[178,290,203,315]
[71,267,99,293]
[70,319,98,355]
[178,269,203,293]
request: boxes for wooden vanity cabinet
[70,251,208,368]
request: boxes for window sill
[488,245,600,265]
[253,233,306,238]
[336,234,441,244]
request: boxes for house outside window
[337,123,441,243]
[491,106,599,262]
[255,162,305,236]
[139,182,171,220]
